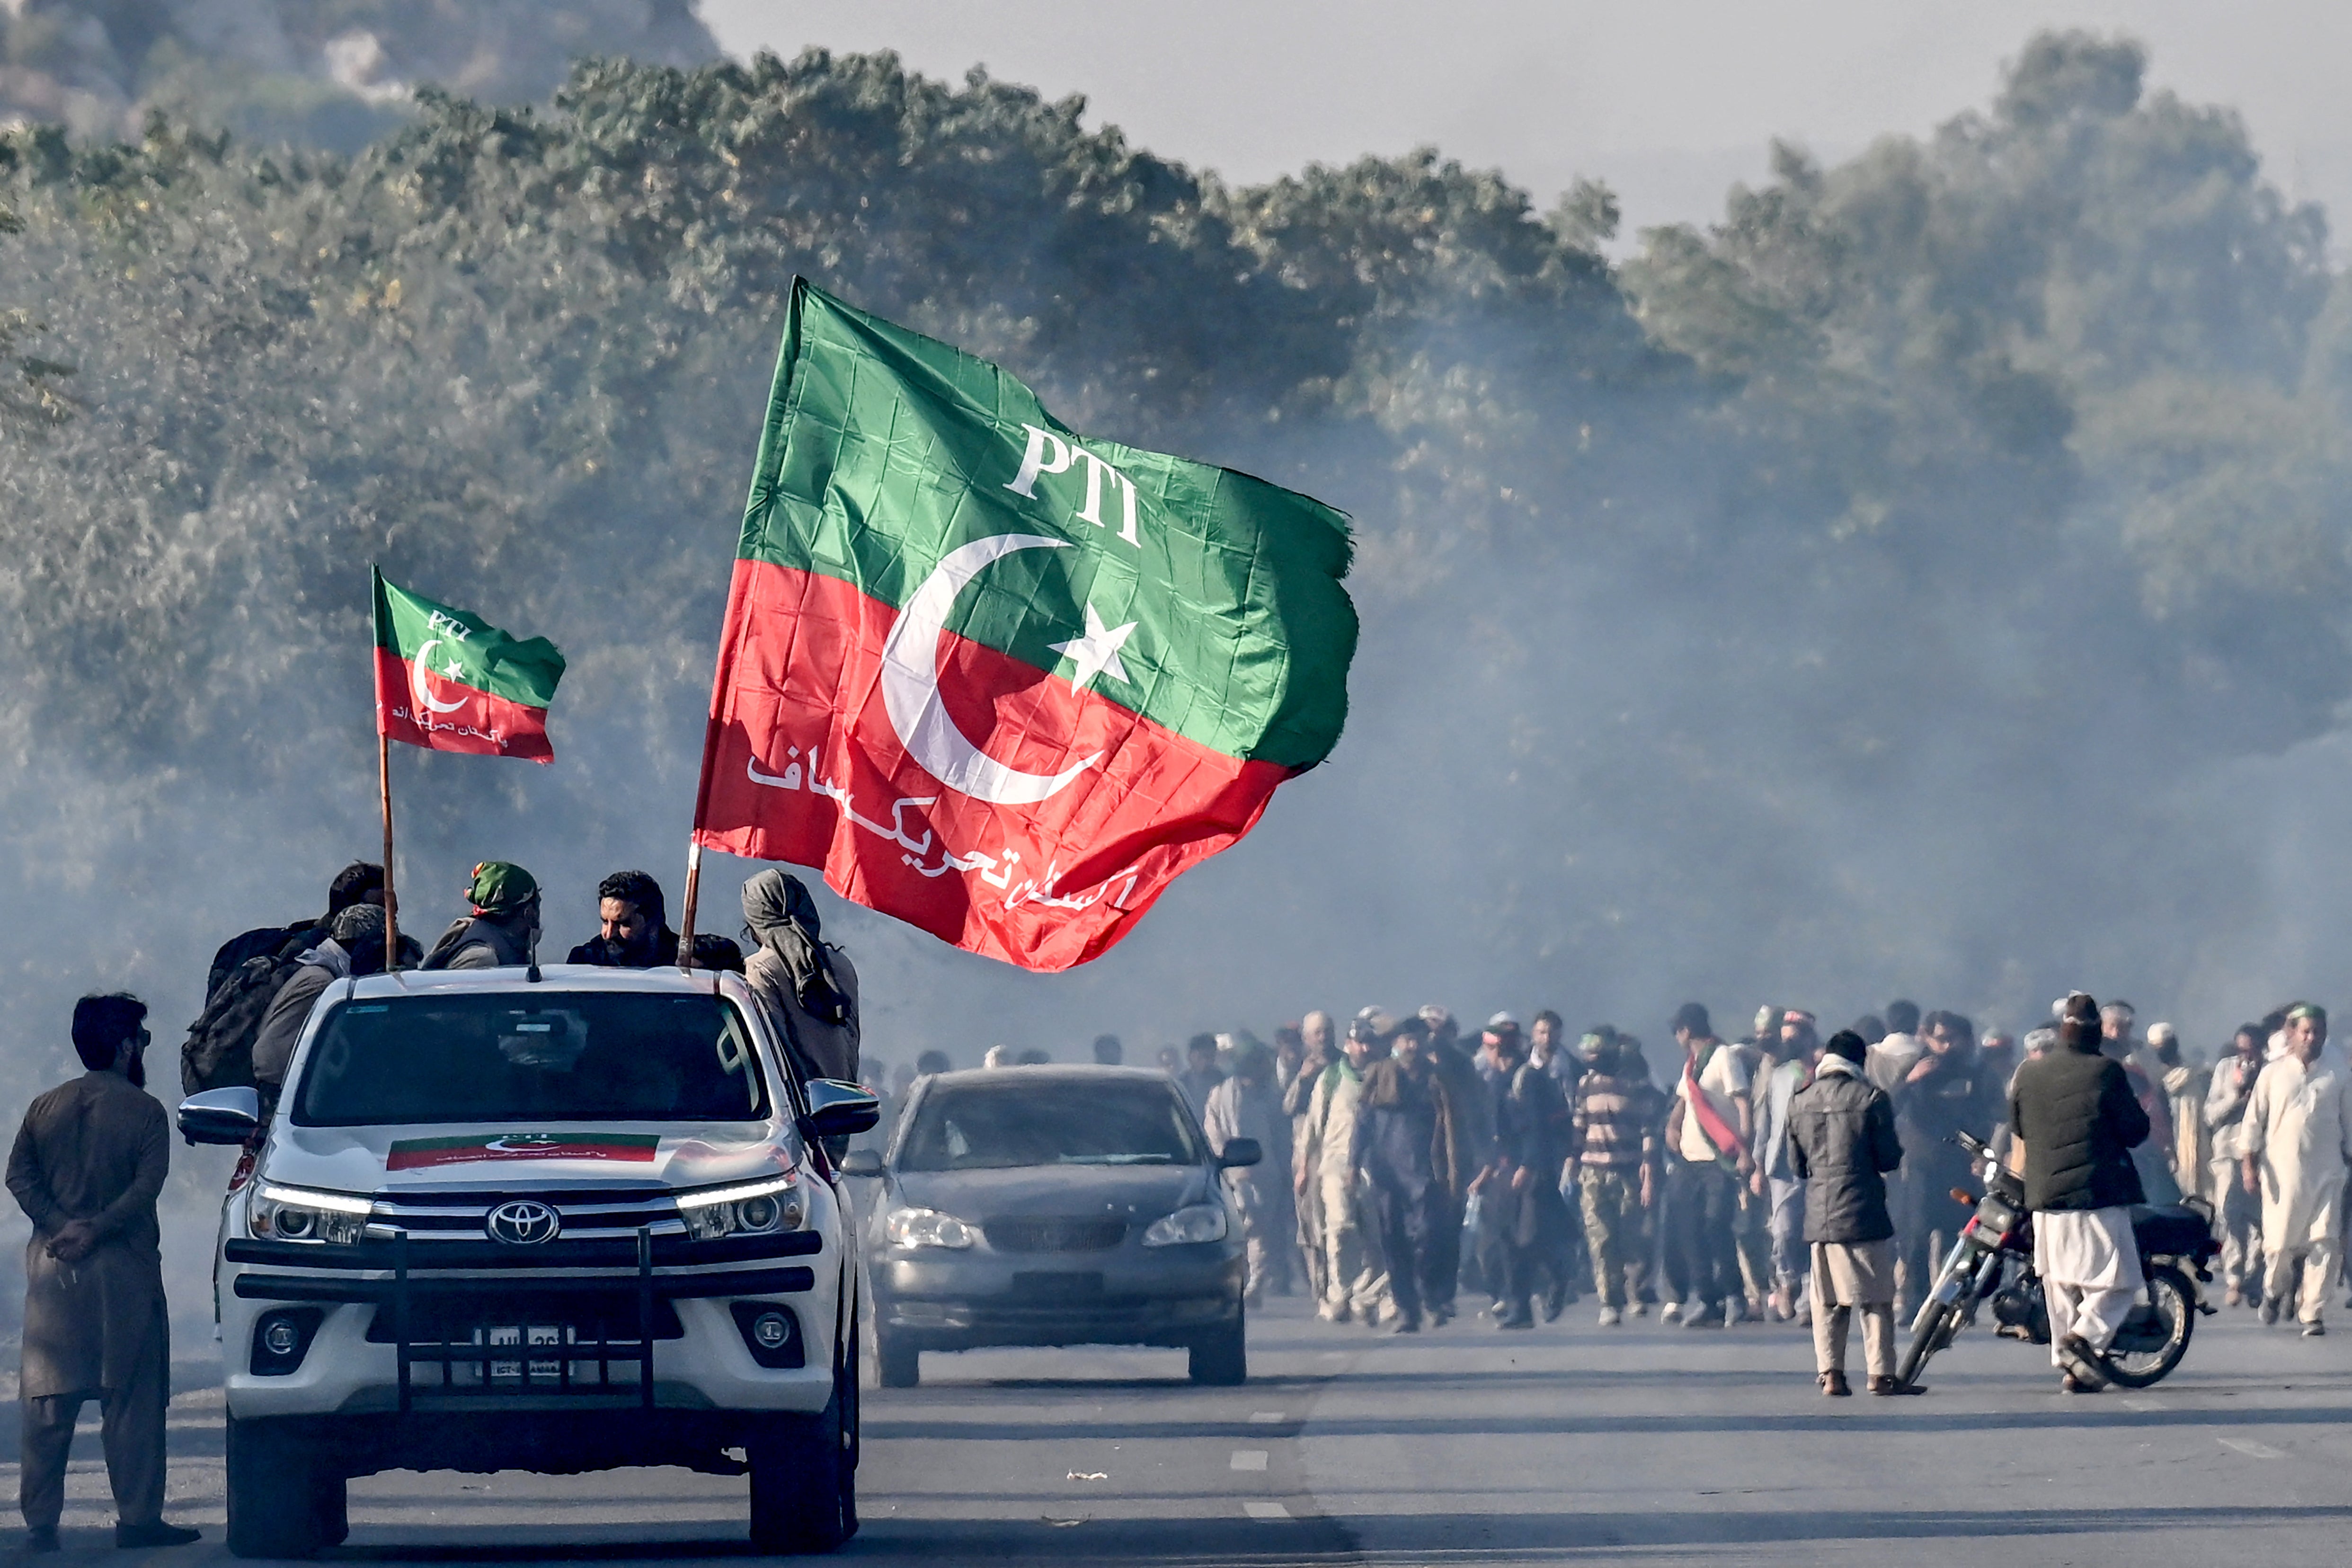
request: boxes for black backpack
[182,935,313,1096]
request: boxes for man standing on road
[6,995,200,1551]
[1662,1003,1752,1328]
[1286,1011,1337,1306]
[1479,1018,1567,1329]
[1301,1012,1391,1324]
[1204,1039,1296,1307]
[2204,1024,2268,1307]
[1176,1034,1227,1127]
[1753,1013,1820,1323]
[2241,1003,2352,1336]
[2009,993,2152,1392]
[1789,1029,1911,1396]
[1357,1018,1462,1331]
[1569,1028,1658,1325]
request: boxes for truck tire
[875,1329,920,1389]
[1188,1299,1248,1385]
[749,1355,858,1553]
[226,1416,323,1559]
[313,1471,350,1548]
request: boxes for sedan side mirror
[1216,1136,1262,1169]
[806,1078,881,1139]
[838,1149,885,1178]
[178,1087,262,1146]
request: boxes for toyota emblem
[485,1199,561,1245]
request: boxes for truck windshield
[293,992,771,1126]
[896,1080,1202,1171]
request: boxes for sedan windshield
[897,1080,1203,1171]
[294,992,770,1126]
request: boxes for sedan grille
[985,1217,1127,1253]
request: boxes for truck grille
[985,1217,1127,1253]
[370,1185,681,1242]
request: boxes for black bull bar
[226,1228,823,1411]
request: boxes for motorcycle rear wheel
[2101,1264,2195,1389]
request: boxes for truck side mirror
[1216,1137,1262,1169]
[806,1078,881,1139]
[179,1087,263,1146]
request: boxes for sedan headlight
[1142,1203,1228,1248]
[675,1174,803,1240]
[886,1206,976,1250]
[250,1183,372,1246]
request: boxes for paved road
[9,1298,2350,1565]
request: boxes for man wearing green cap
[420,862,541,971]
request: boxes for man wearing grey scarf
[741,870,861,1083]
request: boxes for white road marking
[1244,1500,1292,1521]
[1231,1450,1269,1471]
[1247,1410,1286,1423]
[2219,1437,2287,1461]
[2121,1397,2166,1412]
[1066,1471,1107,1480]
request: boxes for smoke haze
[6,26,2352,1326]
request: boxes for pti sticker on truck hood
[387,1133,662,1171]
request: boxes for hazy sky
[703,1,2352,243]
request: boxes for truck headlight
[250,1183,372,1246]
[675,1174,803,1241]
[886,1207,975,1250]
[1142,1203,1228,1247]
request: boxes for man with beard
[740,869,861,1083]
[2242,1004,2352,1335]
[2204,1023,2269,1306]
[1357,1018,1462,1331]
[1867,1001,1926,1093]
[1663,1003,1751,1328]
[2010,993,2152,1391]
[8,995,200,1550]
[568,870,680,967]
[1893,1012,1997,1314]
[1301,1012,1391,1324]
[1204,1039,1296,1307]
[1568,1028,1658,1325]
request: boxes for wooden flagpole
[379,714,400,966]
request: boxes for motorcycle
[1896,1130,2219,1389]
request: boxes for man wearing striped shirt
[1567,1028,1664,1325]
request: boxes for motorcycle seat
[2130,1204,2210,1257]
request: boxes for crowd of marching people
[859,996,2350,1373]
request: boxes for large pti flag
[373,567,568,762]
[693,280,1358,971]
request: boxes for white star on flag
[1049,602,1138,691]
[442,655,466,682]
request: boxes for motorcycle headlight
[1142,1203,1228,1248]
[250,1183,372,1246]
[886,1207,975,1250]
[675,1174,803,1240]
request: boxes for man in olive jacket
[2008,992,2152,1392]
[1788,1030,1911,1396]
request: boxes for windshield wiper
[1057,1153,1176,1165]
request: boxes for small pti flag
[372,567,566,762]
[692,280,1357,971]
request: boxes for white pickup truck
[178,965,877,1558]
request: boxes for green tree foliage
[1,30,2348,1145]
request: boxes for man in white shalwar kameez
[2241,1003,2352,1336]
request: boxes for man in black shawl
[741,870,861,1082]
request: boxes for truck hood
[260,1121,792,1197]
